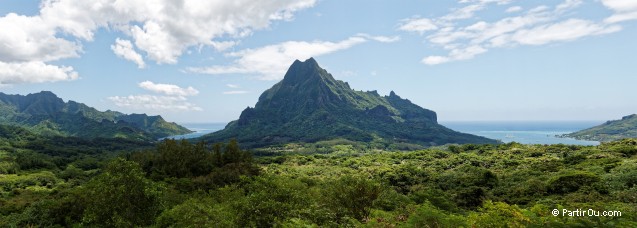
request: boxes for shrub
[404,202,466,228]
[321,175,383,221]
[547,171,600,194]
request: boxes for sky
[0,0,636,123]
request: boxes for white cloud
[401,0,624,65]
[423,45,487,65]
[510,19,622,45]
[0,61,78,84]
[601,0,637,23]
[356,33,400,43]
[108,95,202,111]
[422,56,450,65]
[605,12,637,23]
[442,4,486,21]
[556,0,582,12]
[187,36,368,80]
[0,0,317,84]
[222,91,249,95]
[505,6,522,13]
[398,18,438,34]
[124,0,316,64]
[601,0,637,12]
[0,13,81,63]
[226,84,240,88]
[110,80,200,112]
[210,41,238,52]
[138,81,199,96]
[111,38,146,68]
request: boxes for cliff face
[200,58,497,148]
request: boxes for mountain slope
[200,58,497,148]
[0,91,191,140]
[565,114,637,142]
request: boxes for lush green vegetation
[201,58,496,148]
[566,114,637,142]
[2,133,636,227]
[0,91,192,140]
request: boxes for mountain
[0,91,192,140]
[565,114,637,142]
[200,58,497,148]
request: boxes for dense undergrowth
[1,134,636,227]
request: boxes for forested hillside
[566,114,637,142]
[1,135,636,227]
[0,91,191,140]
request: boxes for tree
[80,158,164,227]
[322,175,383,221]
[153,139,213,178]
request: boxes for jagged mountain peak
[201,58,497,148]
[281,57,335,86]
[256,58,346,111]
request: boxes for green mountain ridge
[565,114,637,142]
[200,58,497,148]
[0,91,192,140]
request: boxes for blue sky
[0,0,636,123]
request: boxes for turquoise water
[441,121,602,145]
[167,121,603,146]
[163,123,226,140]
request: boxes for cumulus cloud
[109,80,201,111]
[187,36,370,80]
[0,61,78,85]
[0,0,317,84]
[399,0,625,65]
[131,0,317,64]
[138,81,199,96]
[0,13,81,63]
[111,38,146,68]
[108,95,202,111]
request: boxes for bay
[441,121,602,145]
[166,121,603,146]
[162,123,226,140]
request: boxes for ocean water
[441,121,603,146]
[163,123,226,140]
[167,121,603,146]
